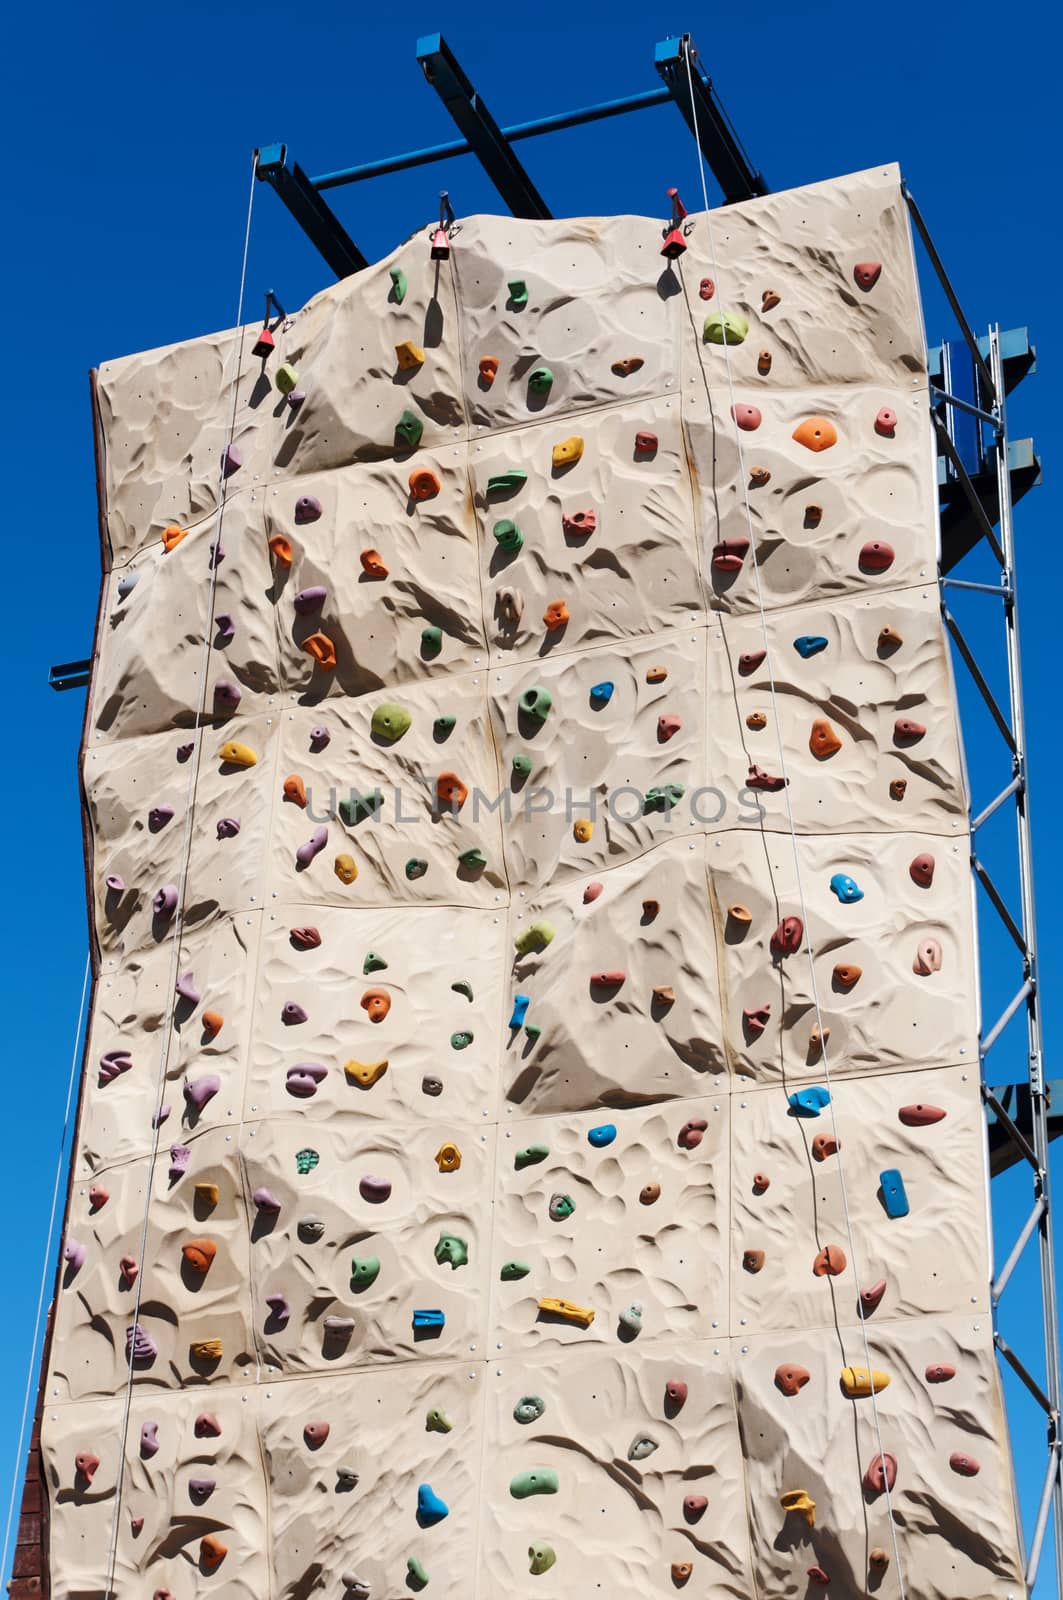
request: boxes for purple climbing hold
[216,817,241,840]
[139,1422,160,1459]
[265,1292,291,1326]
[183,1075,221,1113]
[148,805,175,832]
[310,726,330,751]
[104,874,125,894]
[153,884,178,918]
[296,827,329,868]
[152,1104,171,1129]
[209,539,225,568]
[176,972,201,1004]
[63,1239,86,1273]
[189,1477,216,1503]
[99,1049,133,1084]
[215,614,236,643]
[222,444,242,478]
[126,1323,157,1362]
[288,390,306,409]
[169,1144,191,1179]
[294,496,322,524]
[253,1188,282,1214]
[286,1063,327,1098]
[294,585,327,616]
[177,742,194,762]
[213,679,241,709]
[359,1174,392,1204]
[282,1001,308,1025]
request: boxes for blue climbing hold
[879,1168,910,1218]
[412,1308,446,1330]
[590,681,615,706]
[509,994,530,1029]
[588,1123,617,1147]
[830,873,864,904]
[416,1484,450,1527]
[794,635,829,659]
[789,1085,832,1117]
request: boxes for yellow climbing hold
[435,1142,462,1172]
[219,741,257,768]
[840,1365,891,1397]
[335,853,358,884]
[573,818,593,843]
[538,1297,595,1327]
[344,1058,389,1089]
[194,1183,219,1206]
[190,1339,223,1362]
[395,340,425,371]
[552,436,584,468]
[780,1490,816,1526]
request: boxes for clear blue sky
[5,0,1059,1589]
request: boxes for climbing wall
[46,163,1026,1600]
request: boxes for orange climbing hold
[283,775,307,807]
[361,988,391,1023]
[301,632,337,670]
[436,772,468,810]
[792,416,838,452]
[201,1011,224,1038]
[162,525,188,553]
[268,535,293,567]
[833,963,862,989]
[612,356,644,376]
[200,1535,228,1571]
[360,548,389,578]
[809,718,842,759]
[409,467,440,501]
[813,1244,847,1277]
[479,356,499,385]
[181,1239,217,1274]
[812,1133,839,1161]
[774,1364,811,1396]
[543,599,570,632]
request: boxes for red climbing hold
[738,650,766,675]
[926,1363,956,1383]
[677,1118,708,1150]
[591,970,626,989]
[807,1568,830,1587]
[770,916,803,957]
[875,406,897,437]
[731,403,762,431]
[863,1452,898,1494]
[909,853,935,887]
[634,431,658,454]
[950,1452,981,1476]
[657,714,682,741]
[860,1280,887,1314]
[812,1133,839,1162]
[743,1004,771,1036]
[899,1103,947,1126]
[699,278,715,301]
[854,262,882,290]
[859,540,895,572]
[664,1380,688,1414]
[775,1364,811,1396]
[894,717,926,743]
[712,538,749,572]
[747,765,788,792]
[684,1494,708,1522]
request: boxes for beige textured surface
[42,164,1023,1599]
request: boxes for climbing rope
[681,43,909,1594]
[0,952,91,1589]
[101,148,260,1600]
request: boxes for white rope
[102,148,259,1599]
[0,952,91,1588]
[681,43,908,1593]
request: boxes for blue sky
[4,0,1059,1588]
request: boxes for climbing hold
[775,1364,811,1396]
[562,508,596,538]
[182,1238,217,1274]
[529,1544,556,1575]
[752,1173,770,1194]
[450,1029,474,1050]
[265,1292,290,1327]
[683,1495,708,1524]
[863,1452,898,1494]
[501,1261,530,1280]
[286,1062,327,1098]
[298,1217,325,1243]
[435,1142,461,1171]
[435,1231,468,1268]
[510,1468,559,1498]
[214,613,235,643]
[350,1257,381,1289]
[854,261,882,290]
[548,1193,575,1221]
[860,1280,887,1314]
[761,289,781,312]
[749,465,771,486]
[389,266,407,302]
[194,1412,221,1437]
[590,680,614,706]
[879,1168,910,1218]
[869,1549,890,1573]
[515,1143,548,1170]
[514,1396,546,1425]
[703,311,749,344]
[301,632,337,669]
[63,1240,85,1274]
[830,872,864,903]
[573,817,593,842]
[618,1303,643,1336]
[810,719,842,758]
[436,772,468,810]
[543,599,570,631]
[860,539,895,572]
[757,350,773,376]
[99,1049,132,1085]
[127,1324,157,1361]
[345,1058,389,1089]
[875,406,897,438]
[742,1249,765,1273]
[770,915,803,956]
[88,1185,108,1210]
[296,826,329,867]
[216,817,240,840]
[677,1118,708,1150]
[335,853,358,884]
[290,926,322,949]
[789,1085,830,1117]
[712,538,749,572]
[519,685,552,723]
[509,996,531,1030]
[538,1297,595,1327]
[119,1256,139,1287]
[793,634,828,659]
[628,1433,658,1461]
[395,408,424,449]
[194,1182,219,1207]
[395,340,425,371]
[780,1490,816,1526]
[840,1366,891,1397]
[153,883,179,919]
[590,969,625,989]
[221,443,241,478]
[528,366,553,393]
[75,1451,101,1483]
[913,938,943,975]
[370,702,413,743]
[653,986,675,1007]
[890,778,908,800]
[634,430,658,454]
[275,363,299,395]
[295,1148,319,1175]
[812,1133,839,1161]
[792,416,838,451]
[899,1102,946,1126]
[644,784,684,813]
[612,356,644,376]
[813,1244,847,1277]
[588,1124,617,1147]
[493,518,523,552]
[479,356,499,386]
[909,852,935,887]
[268,534,293,567]
[360,548,388,578]
[359,1174,392,1204]
[507,280,529,308]
[169,1145,191,1178]
[926,1362,956,1383]
[283,774,308,807]
[487,469,527,495]
[496,586,524,629]
[895,717,926,743]
[552,437,584,469]
[744,1004,771,1036]
[409,468,440,501]
[514,919,556,955]
[950,1452,981,1476]
[425,1406,453,1435]
[184,1074,221,1112]
[161,524,188,553]
[833,962,862,989]
[416,1484,450,1528]
[213,678,241,711]
[731,403,762,431]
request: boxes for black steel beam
[416,33,552,220]
[256,144,369,278]
[49,660,91,691]
[654,34,767,203]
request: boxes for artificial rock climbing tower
[44,163,1026,1598]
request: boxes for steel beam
[416,33,551,219]
[255,144,368,278]
[654,34,766,202]
[48,660,91,691]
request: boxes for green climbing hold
[371,703,412,741]
[548,1193,575,1221]
[339,790,384,826]
[406,1555,428,1588]
[451,979,473,1002]
[643,784,685,814]
[508,280,529,309]
[363,951,388,975]
[275,362,300,395]
[512,752,533,777]
[514,920,556,956]
[406,857,429,880]
[528,1544,556,1576]
[510,1468,559,1499]
[519,686,552,724]
[350,1256,381,1288]
[703,310,749,345]
[395,408,423,450]
[525,1023,542,1042]
[514,1395,546,1424]
[450,1030,474,1050]
[528,366,553,394]
[295,1147,319,1175]
[458,848,486,870]
[486,470,527,496]
[389,267,407,304]
[435,1232,468,1269]
[425,1408,452,1434]
[433,713,456,738]
[515,1144,549,1169]
[501,1261,531,1281]
[493,518,523,552]
[421,625,443,657]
